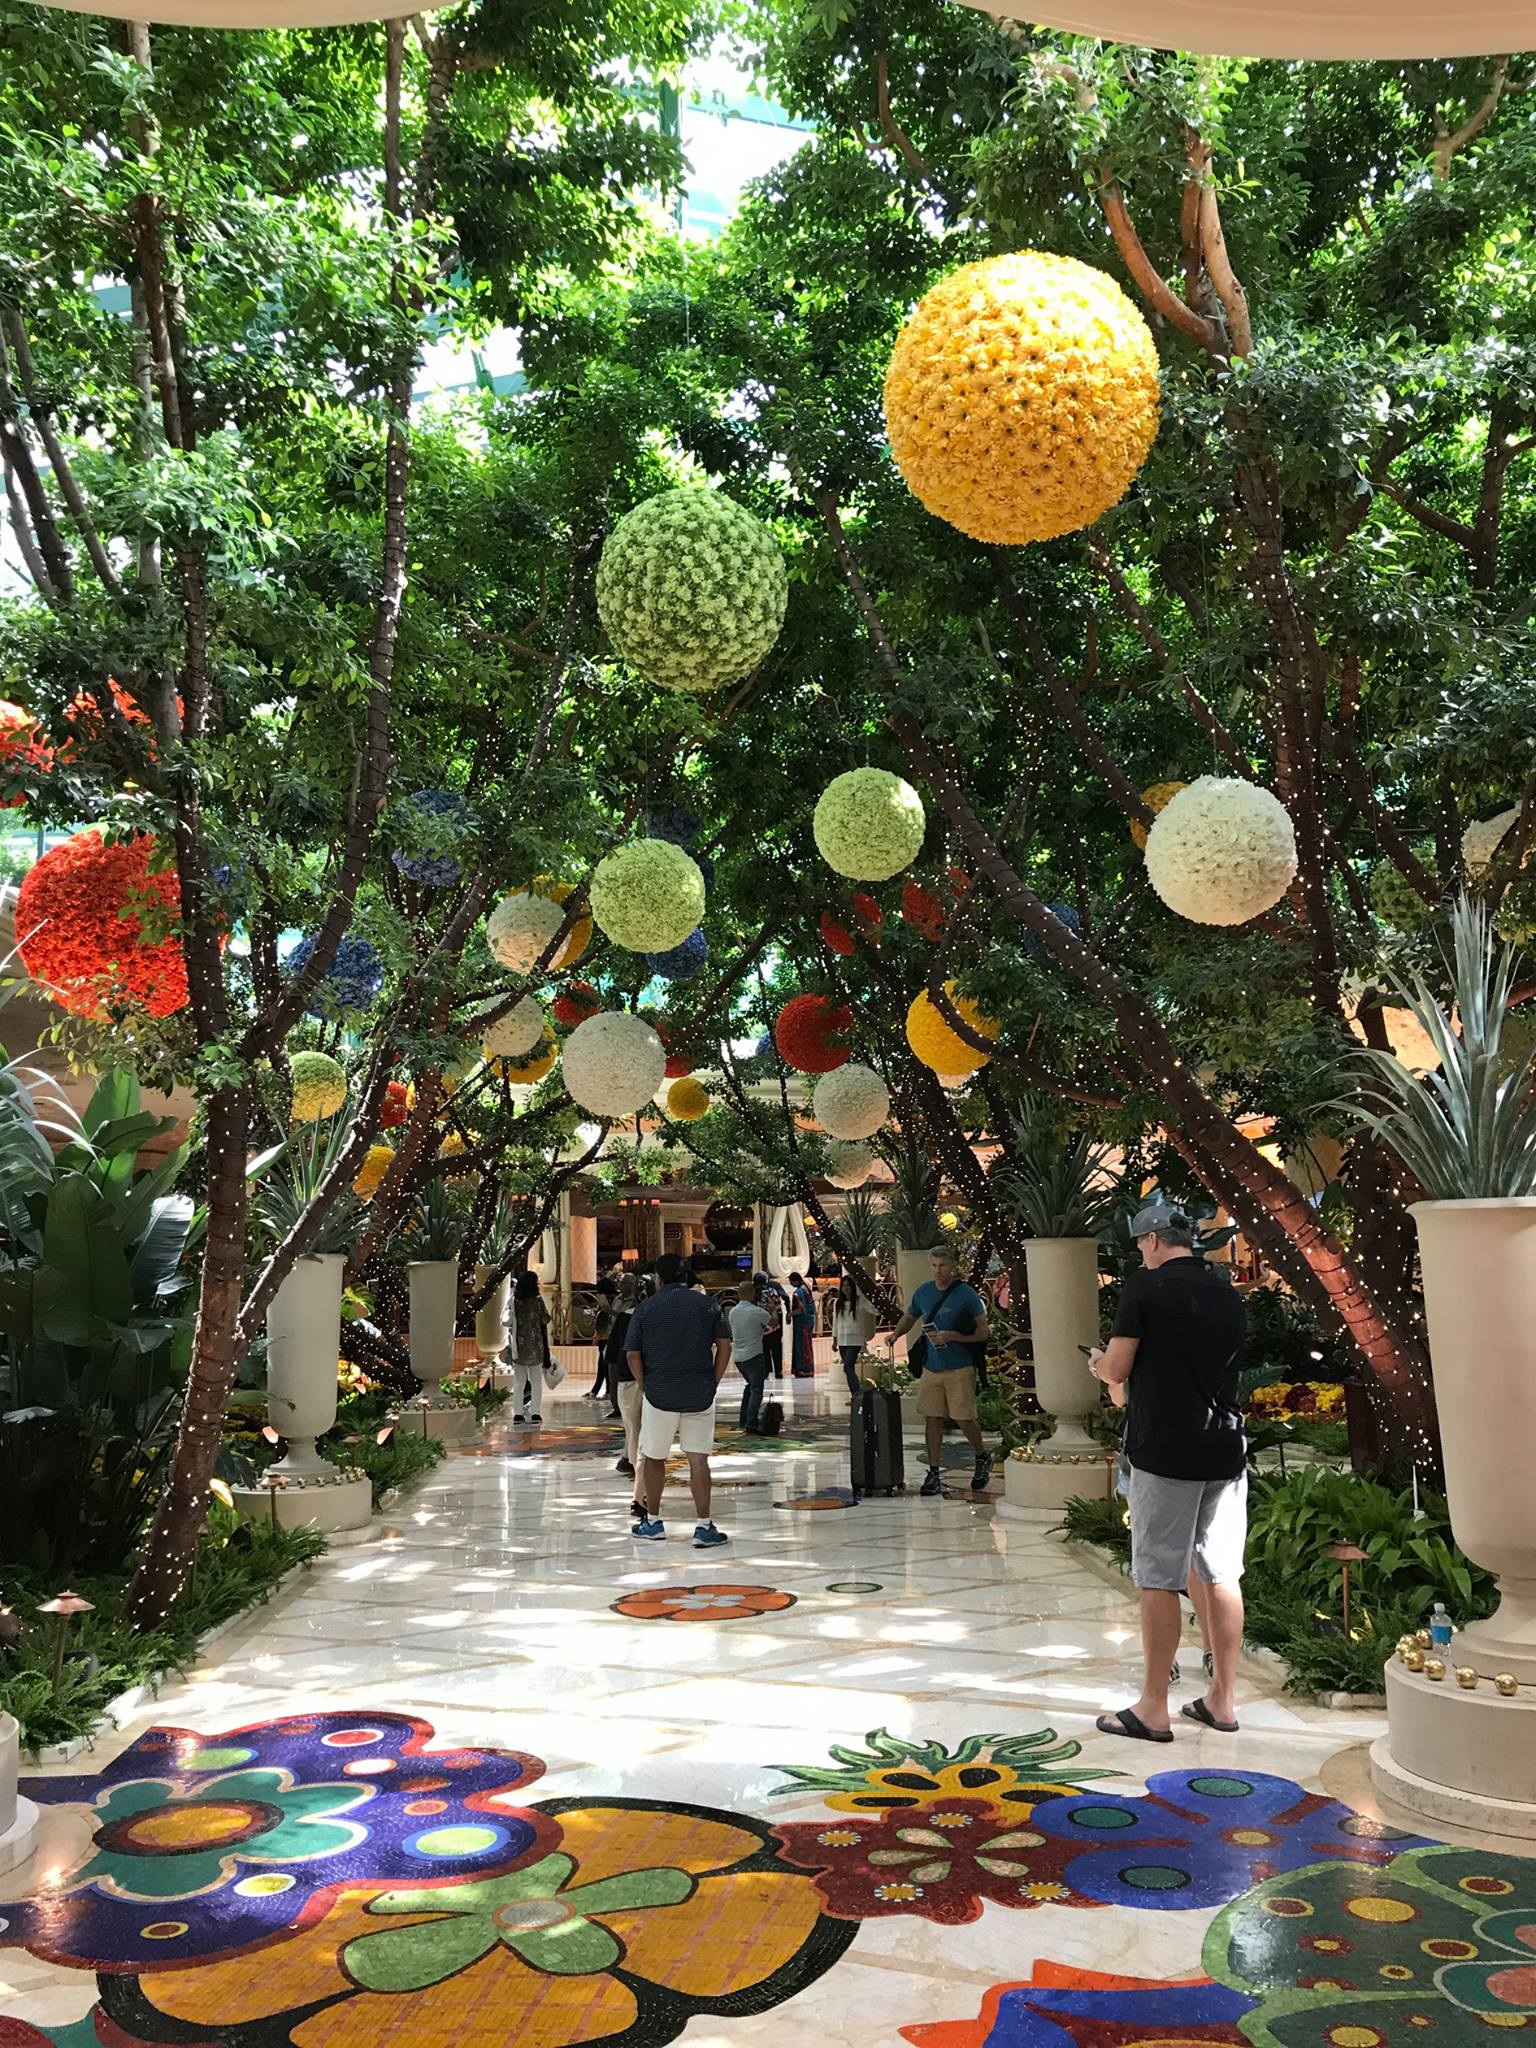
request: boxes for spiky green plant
[876,1133,943,1251]
[836,1186,885,1260]
[991,1103,1122,1237]
[767,1725,1114,1802]
[1350,896,1536,1199]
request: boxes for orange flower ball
[17,830,189,1018]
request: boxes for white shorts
[638,1398,715,1459]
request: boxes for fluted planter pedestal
[1004,1238,1104,1512]
[404,1258,477,1442]
[0,1713,38,1876]
[233,1253,370,1536]
[1371,1198,1536,1835]
[474,1266,510,1361]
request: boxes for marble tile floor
[3,1372,1533,2046]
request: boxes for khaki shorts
[638,1398,715,1460]
[916,1365,977,1422]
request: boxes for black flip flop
[1096,1708,1174,1744]
[1181,1697,1239,1733]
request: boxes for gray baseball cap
[1130,1200,1191,1238]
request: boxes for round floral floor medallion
[611,1584,798,1622]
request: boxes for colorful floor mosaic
[2,1369,1529,2045]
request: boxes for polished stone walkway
[3,1371,1532,2045]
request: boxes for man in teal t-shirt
[877,1245,992,1497]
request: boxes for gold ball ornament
[1455,1667,1479,1689]
[883,250,1160,545]
[1414,1629,1432,1649]
[1402,1647,1426,1671]
[1130,780,1187,852]
[666,1076,710,1122]
[1495,1673,1519,1697]
[1422,1656,1447,1682]
[905,982,999,1077]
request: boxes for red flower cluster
[774,993,854,1074]
[17,829,189,1018]
[0,701,51,810]
[379,1080,410,1129]
[552,981,602,1028]
[654,1018,697,1079]
[852,891,883,934]
[902,880,948,941]
[819,910,855,956]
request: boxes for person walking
[627,1252,732,1547]
[606,1275,643,1503]
[1088,1201,1248,1744]
[832,1274,866,1397]
[878,1245,992,1496]
[511,1271,550,1425]
[757,1274,785,1379]
[728,1279,772,1433]
[788,1270,816,1377]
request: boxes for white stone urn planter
[474,1265,510,1360]
[232,1253,371,1537]
[1371,1198,1536,1835]
[1004,1237,1103,1515]
[0,1712,39,1876]
[894,1248,931,1317]
[407,1258,477,1443]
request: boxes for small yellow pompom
[495,1025,559,1085]
[906,982,999,1076]
[1130,780,1187,852]
[667,1076,710,1121]
[354,1144,394,1200]
[884,250,1160,545]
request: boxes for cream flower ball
[824,1139,876,1189]
[814,768,926,882]
[486,889,565,973]
[1463,807,1519,876]
[589,839,706,954]
[478,995,545,1062]
[1143,775,1298,926]
[562,1011,667,1119]
[813,1062,891,1141]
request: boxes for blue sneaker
[632,1517,665,1540]
[693,1522,729,1549]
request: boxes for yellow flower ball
[533,875,592,969]
[494,1024,559,1085]
[353,1144,394,1200]
[289,1050,347,1124]
[906,982,999,1076]
[1130,780,1187,852]
[667,1076,710,1121]
[884,250,1160,545]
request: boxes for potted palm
[990,1108,1121,1511]
[406,1182,478,1441]
[878,1135,944,1312]
[1353,899,1536,1828]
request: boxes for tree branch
[1096,174,1217,350]
[1432,56,1509,179]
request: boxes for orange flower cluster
[16,829,190,1018]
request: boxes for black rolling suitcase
[849,1388,905,1498]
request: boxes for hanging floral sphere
[289,1050,348,1124]
[814,768,926,883]
[354,1144,395,1200]
[287,931,384,1018]
[645,928,708,983]
[667,1076,711,1121]
[1462,807,1535,940]
[379,1079,410,1130]
[562,1011,667,1118]
[884,250,1160,545]
[537,877,593,968]
[391,789,470,888]
[1143,776,1298,927]
[16,829,190,1019]
[906,982,999,1076]
[1369,846,1437,932]
[479,995,545,1062]
[852,891,884,934]
[774,993,855,1075]
[656,1022,697,1080]
[813,1062,891,1141]
[902,879,948,941]
[0,700,50,807]
[496,1024,559,1085]
[644,803,703,846]
[485,889,564,974]
[1022,901,1082,963]
[1130,780,1188,852]
[819,910,855,956]
[824,1139,876,1189]
[552,981,602,1028]
[590,839,705,954]
[597,487,788,694]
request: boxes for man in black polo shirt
[1088,1202,1248,1743]
[627,1253,732,1547]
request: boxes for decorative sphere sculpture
[562,1011,667,1118]
[813,1063,891,1141]
[589,840,706,954]
[1143,775,1298,926]
[814,768,926,883]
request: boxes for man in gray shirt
[627,1254,732,1547]
[728,1279,772,1434]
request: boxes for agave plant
[252,1110,360,1257]
[836,1186,885,1261]
[1349,895,1536,1200]
[876,1133,943,1251]
[991,1103,1122,1237]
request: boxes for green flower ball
[1368,845,1437,933]
[813,767,926,882]
[290,1049,348,1124]
[589,838,706,954]
[596,487,788,694]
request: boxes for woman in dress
[789,1269,816,1378]
[512,1270,551,1424]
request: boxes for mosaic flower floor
[2,1373,1532,2045]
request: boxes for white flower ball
[589,839,706,954]
[813,768,926,882]
[1463,806,1519,877]
[562,1011,667,1119]
[824,1139,876,1188]
[1143,775,1298,926]
[813,1062,891,1141]
[486,889,565,973]
[478,995,545,1061]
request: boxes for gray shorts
[1128,1467,1247,1592]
